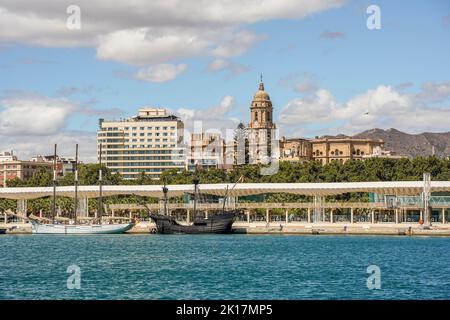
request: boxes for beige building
[280,137,312,163]
[188,132,226,170]
[97,108,185,179]
[311,137,385,164]
[0,152,52,187]
[247,78,277,164]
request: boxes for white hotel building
[97,108,185,179]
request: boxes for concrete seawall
[2,221,450,236]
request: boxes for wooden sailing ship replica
[140,178,239,234]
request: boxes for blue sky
[0,0,449,161]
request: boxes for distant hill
[353,128,450,157]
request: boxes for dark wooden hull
[149,211,236,234]
[0,228,6,234]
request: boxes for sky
[0,0,450,162]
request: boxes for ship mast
[98,143,103,222]
[193,177,199,221]
[51,144,57,224]
[162,185,168,215]
[222,175,243,212]
[73,144,79,224]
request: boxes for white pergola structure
[1,181,450,224]
[0,181,450,200]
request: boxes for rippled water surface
[1,234,449,299]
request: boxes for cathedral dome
[253,82,270,101]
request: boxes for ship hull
[31,222,134,234]
[150,211,236,234]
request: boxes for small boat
[0,227,7,234]
[31,220,134,234]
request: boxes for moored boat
[31,220,134,234]
[30,143,134,235]
[140,177,241,234]
[0,227,6,234]
[148,211,236,234]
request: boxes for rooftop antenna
[260,73,263,83]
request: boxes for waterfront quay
[1,181,450,236]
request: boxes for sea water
[1,234,449,299]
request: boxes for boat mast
[162,185,168,215]
[193,177,199,221]
[73,144,79,224]
[52,144,57,224]
[222,175,243,212]
[98,143,103,221]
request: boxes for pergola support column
[266,208,269,223]
[330,209,334,224]
[395,209,399,224]
[371,209,375,224]
[350,208,354,224]
[442,208,446,224]
[285,208,289,224]
[307,208,311,223]
[246,210,250,224]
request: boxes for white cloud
[0,131,97,163]
[175,95,240,139]
[135,63,187,83]
[207,59,249,75]
[416,81,450,103]
[96,28,211,65]
[212,30,265,58]
[0,1,346,64]
[0,94,103,162]
[278,84,450,136]
[0,95,76,135]
[294,74,318,93]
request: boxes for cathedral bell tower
[248,75,276,163]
